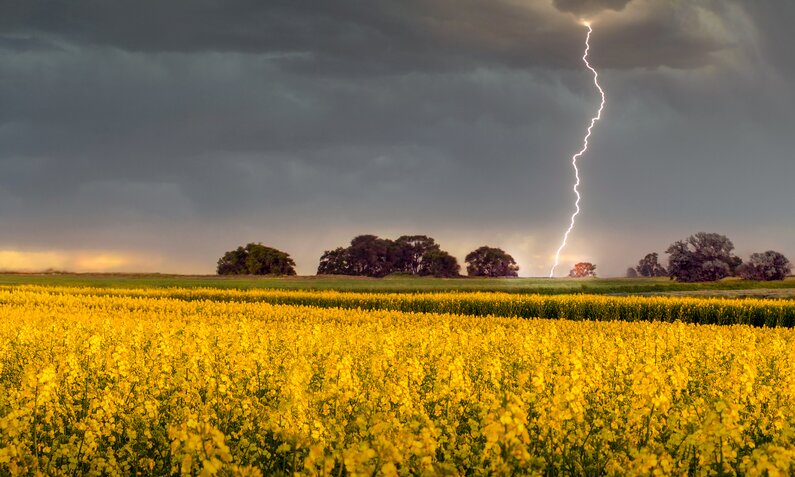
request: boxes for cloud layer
[1,1,793,275]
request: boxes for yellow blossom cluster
[1,286,795,475]
[4,285,795,326]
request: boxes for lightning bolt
[549,23,605,278]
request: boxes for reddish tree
[569,262,597,278]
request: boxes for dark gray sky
[1,0,793,276]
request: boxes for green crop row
[3,285,795,327]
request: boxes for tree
[465,246,519,277]
[317,247,353,275]
[635,252,667,277]
[736,251,791,281]
[217,243,296,275]
[347,235,397,277]
[393,235,441,275]
[625,267,639,278]
[666,232,741,282]
[569,262,596,278]
[316,234,460,278]
[216,246,248,275]
[423,250,461,278]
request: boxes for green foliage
[1,274,795,296]
[465,246,519,277]
[394,235,445,276]
[216,246,248,275]
[423,249,461,278]
[217,243,296,276]
[13,285,795,327]
[316,247,352,276]
[317,234,460,278]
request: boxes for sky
[1,0,793,276]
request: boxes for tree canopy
[465,246,519,277]
[635,252,667,277]
[216,243,296,276]
[665,232,742,282]
[317,234,460,278]
[737,251,791,281]
[569,262,597,278]
[393,235,444,275]
[422,249,461,278]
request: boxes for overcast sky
[1,0,793,276]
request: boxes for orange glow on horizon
[0,249,162,273]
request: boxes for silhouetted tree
[465,246,519,277]
[569,262,596,278]
[345,235,396,277]
[736,251,791,281]
[216,246,248,275]
[666,232,741,282]
[394,235,441,275]
[626,267,639,278]
[635,252,667,277]
[316,234,459,277]
[423,250,461,278]
[217,243,296,275]
[316,247,353,275]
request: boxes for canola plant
[1,286,794,475]
[7,285,795,326]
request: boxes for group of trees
[218,235,520,278]
[317,235,461,278]
[317,235,519,278]
[627,232,791,282]
[737,251,792,281]
[217,232,790,282]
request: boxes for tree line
[216,231,791,282]
[625,232,790,282]
[217,235,519,278]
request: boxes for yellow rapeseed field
[1,286,795,475]
[6,285,795,326]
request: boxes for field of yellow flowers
[9,285,795,326]
[2,285,795,475]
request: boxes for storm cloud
[1,0,793,275]
[5,0,733,70]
